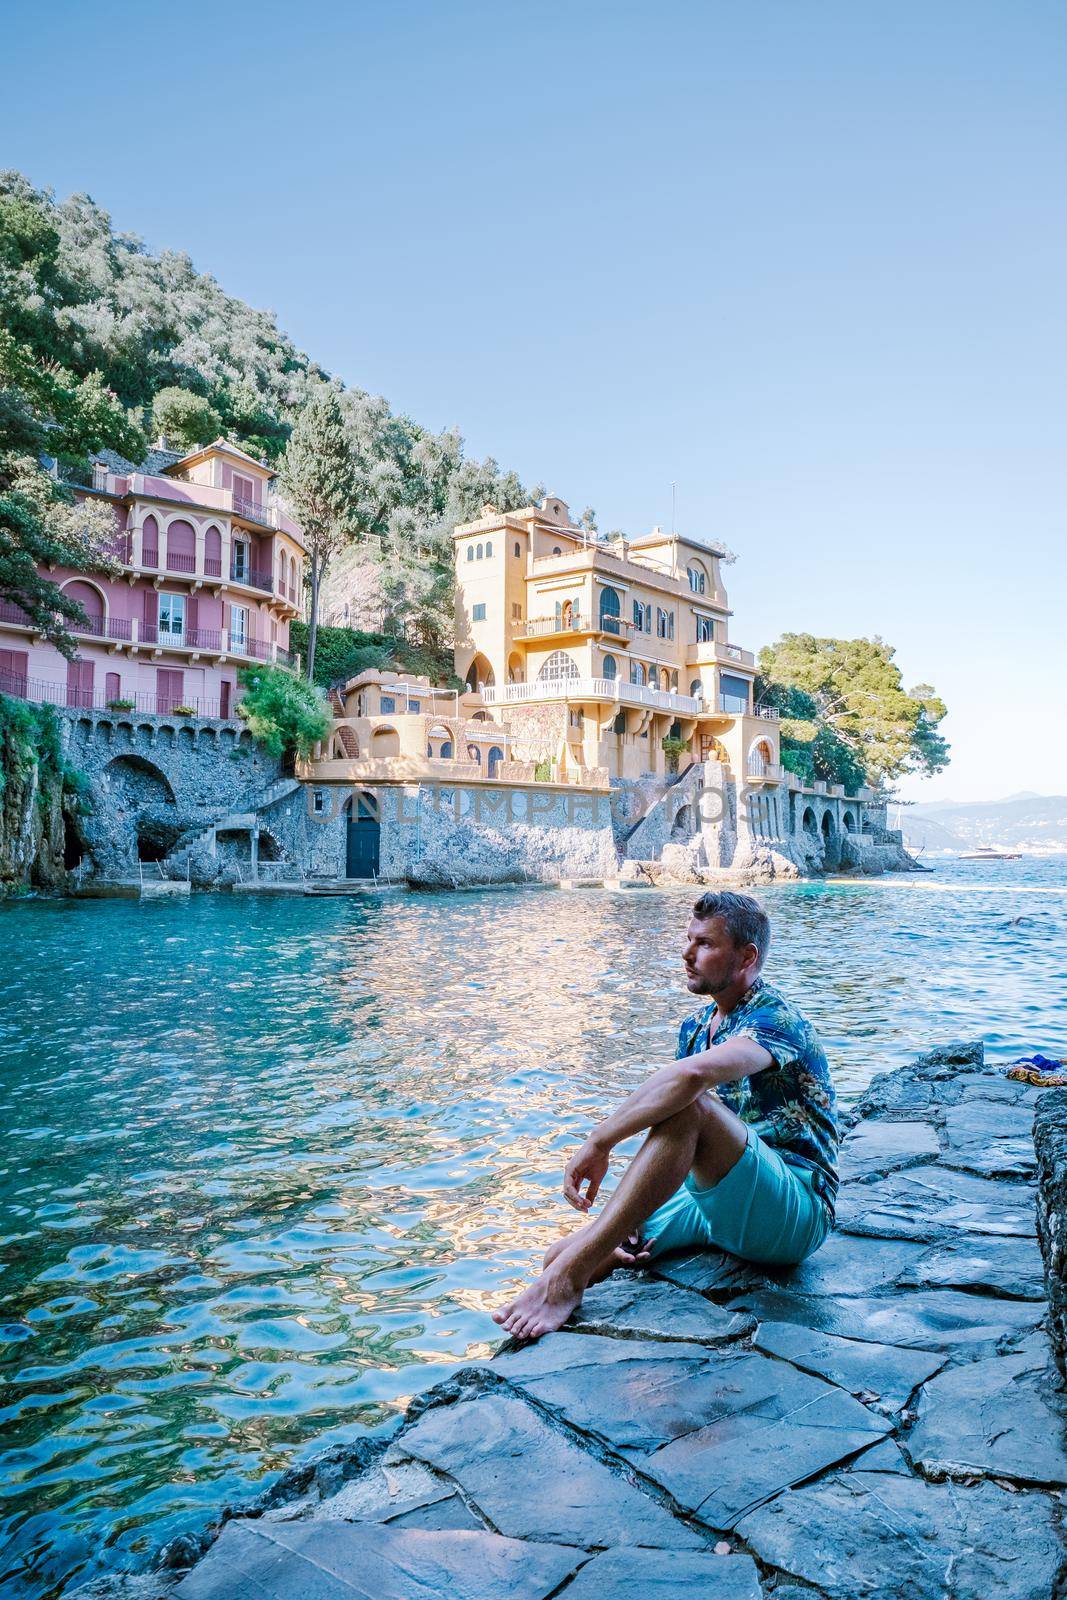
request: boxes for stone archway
[465,654,495,692]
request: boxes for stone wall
[1034,1089,1067,1378]
[58,708,285,882]
[376,783,619,888]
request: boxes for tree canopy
[757,633,949,791]
[236,664,331,762]
[0,169,534,652]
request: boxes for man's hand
[563,1138,611,1212]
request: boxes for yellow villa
[453,495,781,787]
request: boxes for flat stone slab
[753,1320,943,1409]
[495,1332,888,1503]
[767,1230,930,1297]
[393,1390,704,1548]
[569,1274,753,1343]
[901,1235,1047,1300]
[845,1435,911,1474]
[620,1352,889,1530]
[737,1470,1062,1599]
[734,1287,1041,1350]
[649,1249,766,1297]
[941,1100,1038,1179]
[908,1347,1067,1486]
[313,1460,481,1532]
[559,1547,762,1600]
[836,1166,1037,1241]
[173,1519,587,1600]
[839,1119,940,1179]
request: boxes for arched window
[141,514,159,568]
[687,563,707,594]
[648,667,659,689]
[602,654,617,680]
[514,541,521,557]
[476,543,484,559]
[62,580,105,634]
[166,519,195,573]
[747,740,773,778]
[467,545,474,561]
[441,740,453,759]
[552,545,561,556]
[485,541,492,557]
[630,661,646,686]
[537,650,580,681]
[598,586,621,634]
[204,525,222,576]
[487,745,504,776]
[690,679,703,698]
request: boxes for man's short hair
[691,890,770,969]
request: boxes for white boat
[958,845,1021,860]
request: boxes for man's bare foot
[541,1231,647,1284]
[492,1263,585,1341]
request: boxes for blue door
[346,792,380,878]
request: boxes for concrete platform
[75,878,190,899]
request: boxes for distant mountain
[900,795,1067,854]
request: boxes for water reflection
[1,862,1065,1594]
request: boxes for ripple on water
[1,861,1066,1594]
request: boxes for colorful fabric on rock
[676,978,840,1217]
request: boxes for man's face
[682,916,752,995]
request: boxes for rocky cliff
[0,696,82,892]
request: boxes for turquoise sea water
[2,857,1066,1595]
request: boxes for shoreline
[71,1039,1066,1600]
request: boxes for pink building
[0,439,305,718]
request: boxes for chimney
[92,461,108,492]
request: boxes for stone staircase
[185,776,303,854]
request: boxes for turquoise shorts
[641,1125,833,1267]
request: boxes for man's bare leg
[493,1093,747,1340]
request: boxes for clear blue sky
[4,0,1065,801]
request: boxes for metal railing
[0,669,233,720]
[230,563,275,593]
[232,494,274,527]
[166,552,197,574]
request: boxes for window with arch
[602,654,618,680]
[476,543,483,559]
[487,745,504,776]
[485,540,493,557]
[514,541,521,557]
[552,545,561,556]
[648,666,659,689]
[630,660,646,686]
[537,650,580,681]
[467,545,475,561]
[747,740,773,778]
[696,615,715,643]
[687,565,707,594]
[599,585,621,634]
[690,679,703,698]
[204,524,222,576]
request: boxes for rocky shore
[74,1042,1066,1599]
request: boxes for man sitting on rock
[494,890,838,1341]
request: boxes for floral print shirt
[677,978,839,1215]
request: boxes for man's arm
[563,1036,773,1211]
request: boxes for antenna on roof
[671,482,676,535]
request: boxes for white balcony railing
[481,677,701,715]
